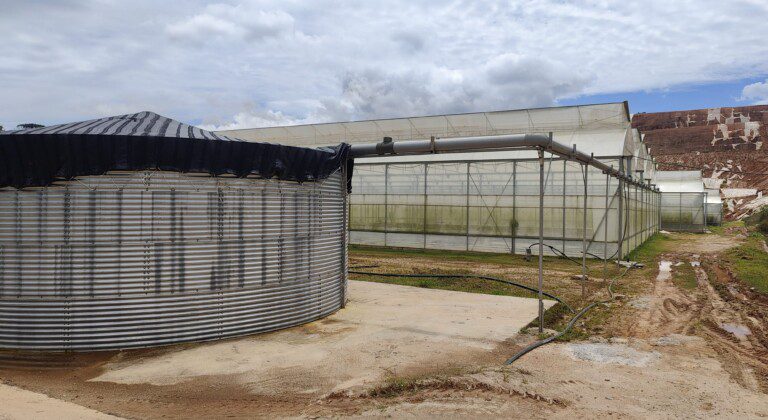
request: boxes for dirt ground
[0,281,550,419]
[2,228,768,419]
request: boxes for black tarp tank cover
[0,111,352,189]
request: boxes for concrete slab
[0,383,119,420]
[92,280,552,396]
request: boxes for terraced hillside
[633,106,768,219]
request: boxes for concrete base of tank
[0,281,552,418]
[91,281,552,393]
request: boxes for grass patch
[351,272,539,300]
[625,233,674,264]
[672,263,698,290]
[368,376,423,398]
[520,302,572,332]
[722,231,768,293]
[708,220,744,235]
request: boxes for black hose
[504,264,633,365]
[349,270,575,314]
[525,184,635,268]
[525,242,604,265]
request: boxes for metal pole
[604,171,609,281]
[634,182,638,250]
[581,163,588,299]
[384,163,389,247]
[617,159,624,262]
[466,162,470,251]
[512,161,517,254]
[704,192,708,231]
[423,163,428,249]
[538,146,545,334]
[562,160,567,254]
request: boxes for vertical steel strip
[466,162,470,251]
[562,160,567,253]
[384,164,389,247]
[617,159,624,261]
[423,163,428,249]
[537,147,545,334]
[581,164,588,298]
[511,162,517,254]
[604,172,609,281]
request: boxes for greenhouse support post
[538,146,545,334]
[384,164,389,246]
[704,192,708,230]
[617,159,624,261]
[562,160,567,253]
[466,162,470,251]
[511,162,517,254]
[581,160,588,299]
[423,163,428,248]
[603,170,609,281]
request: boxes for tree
[17,123,45,129]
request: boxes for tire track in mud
[628,248,768,393]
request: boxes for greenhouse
[705,187,724,225]
[655,171,708,232]
[220,102,661,258]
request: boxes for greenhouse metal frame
[219,102,662,258]
[655,171,708,232]
[350,156,659,259]
[348,133,660,261]
[705,188,723,226]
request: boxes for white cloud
[740,80,768,104]
[1,0,768,130]
[166,5,295,43]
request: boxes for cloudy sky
[2,0,768,130]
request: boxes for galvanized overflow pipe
[349,133,657,190]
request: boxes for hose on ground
[503,263,634,365]
[525,242,605,265]
[348,271,575,314]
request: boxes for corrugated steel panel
[0,170,347,351]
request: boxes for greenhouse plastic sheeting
[705,188,723,225]
[350,157,659,258]
[655,171,708,232]
[660,192,707,232]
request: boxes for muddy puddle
[720,323,751,340]
[657,261,673,281]
[565,343,660,367]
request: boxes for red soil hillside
[632,106,768,219]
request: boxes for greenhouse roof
[654,170,705,193]
[218,102,637,159]
[705,188,723,204]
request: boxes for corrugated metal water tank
[0,170,347,351]
[0,111,351,352]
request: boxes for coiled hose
[503,263,634,365]
[348,271,575,314]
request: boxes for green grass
[351,243,618,273]
[625,233,674,264]
[351,272,540,300]
[723,231,768,293]
[707,220,744,235]
[672,263,698,290]
[352,244,542,266]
